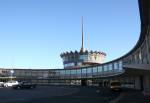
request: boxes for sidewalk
[115,90,150,103]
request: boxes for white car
[3,81,19,87]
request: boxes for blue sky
[0,0,140,69]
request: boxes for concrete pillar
[134,76,142,90]
[143,76,150,92]
[102,80,106,87]
[145,31,150,63]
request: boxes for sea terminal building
[0,0,150,93]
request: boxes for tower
[60,17,106,69]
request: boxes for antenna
[80,16,84,52]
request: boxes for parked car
[110,81,122,91]
[3,81,19,87]
[12,81,36,90]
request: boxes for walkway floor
[116,89,150,103]
[0,86,120,103]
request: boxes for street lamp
[10,70,14,81]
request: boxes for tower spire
[80,16,84,52]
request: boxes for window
[80,55,88,61]
[104,65,108,71]
[43,71,49,78]
[82,68,86,74]
[98,66,102,73]
[119,61,122,70]
[62,57,67,61]
[76,69,81,78]
[77,69,81,75]
[71,70,76,75]
[65,70,70,75]
[77,62,82,66]
[87,68,92,74]
[25,71,32,76]
[60,70,65,75]
[108,64,113,71]
[114,62,118,69]
[64,63,75,68]
[93,67,97,73]
[32,71,38,77]
[55,70,60,76]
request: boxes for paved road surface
[0,85,120,103]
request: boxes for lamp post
[10,70,14,81]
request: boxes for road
[0,85,120,103]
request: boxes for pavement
[0,85,120,103]
[114,89,150,103]
[2,85,150,103]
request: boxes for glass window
[32,71,38,77]
[77,62,82,66]
[14,70,19,76]
[93,67,97,73]
[104,65,108,71]
[70,63,75,66]
[65,70,70,75]
[37,71,43,77]
[98,66,102,73]
[63,56,68,61]
[77,69,81,75]
[87,67,92,74]
[71,70,76,75]
[55,70,60,76]
[60,70,65,75]
[80,55,84,60]
[114,62,118,69]
[49,70,55,77]
[64,63,75,68]
[43,71,49,78]
[80,55,88,61]
[76,69,81,78]
[108,64,113,71]
[64,64,67,68]
[82,68,86,74]
[25,71,31,76]
[119,61,122,70]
